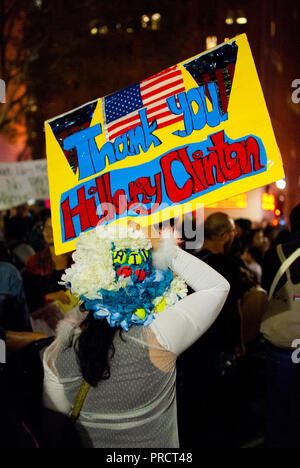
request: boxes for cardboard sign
[45,34,284,254]
[0,160,49,210]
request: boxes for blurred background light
[99,25,109,34]
[206,35,218,49]
[141,14,150,28]
[151,12,161,30]
[235,10,247,24]
[262,192,275,211]
[275,178,286,190]
[236,17,247,24]
[225,9,234,24]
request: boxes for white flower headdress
[61,224,187,330]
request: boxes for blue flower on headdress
[81,268,173,331]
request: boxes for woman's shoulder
[55,319,81,349]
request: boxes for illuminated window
[28,98,38,112]
[236,10,247,24]
[206,36,217,50]
[225,9,234,25]
[141,14,150,29]
[151,12,161,30]
[236,17,247,24]
[152,13,161,21]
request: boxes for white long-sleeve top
[43,246,230,448]
[150,246,230,355]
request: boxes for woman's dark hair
[76,310,122,387]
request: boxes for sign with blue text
[45,34,284,254]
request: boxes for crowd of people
[0,201,299,448]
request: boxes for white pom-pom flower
[60,224,187,323]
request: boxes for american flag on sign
[102,66,186,141]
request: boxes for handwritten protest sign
[0,160,49,210]
[45,34,284,255]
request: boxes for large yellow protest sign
[45,34,284,255]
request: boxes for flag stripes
[104,66,185,141]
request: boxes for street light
[275,178,286,190]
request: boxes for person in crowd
[0,326,5,367]
[28,208,52,253]
[241,246,263,284]
[228,222,268,348]
[269,227,292,248]
[260,203,300,448]
[234,218,252,254]
[12,243,35,272]
[250,228,265,249]
[226,217,264,291]
[178,212,243,447]
[23,211,71,314]
[0,318,50,448]
[0,241,31,332]
[0,212,6,241]
[41,223,229,448]
[4,204,34,249]
[248,228,269,266]
[193,212,243,354]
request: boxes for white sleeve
[150,246,230,356]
